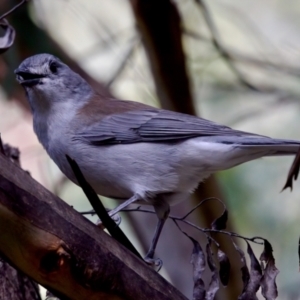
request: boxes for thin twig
[173,218,220,247]
[178,197,225,220]
[84,204,265,246]
[106,37,140,87]
[173,217,264,245]
[195,0,259,91]
[184,28,300,78]
[0,0,28,20]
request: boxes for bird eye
[49,61,58,73]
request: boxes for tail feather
[200,135,300,156]
[236,138,300,156]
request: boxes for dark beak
[14,68,45,87]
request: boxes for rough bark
[0,259,41,300]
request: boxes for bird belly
[50,141,186,202]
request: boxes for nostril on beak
[16,74,23,82]
[14,69,24,82]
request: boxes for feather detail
[74,95,265,145]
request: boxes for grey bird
[14,53,300,262]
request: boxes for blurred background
[1,0,300,299]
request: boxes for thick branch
[130,0,195,113]
[0,259,41,300]
[0,153,187,300]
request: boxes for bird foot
[144,256,163,271]
[96,211,122,229]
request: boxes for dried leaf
[217,249,230,286]
[282,149,300,191]
[233,242,250,285]
[260,240,279,300]
[205,242,219,300]
[193,278,206,300]
[298,237,300,271]
[211,209,228,230]
[260,258,279,300]
[233,242,251,299]
[0,19,15,54]
[190,237,206,280]
[189,236,206,300]
[239,242,262,299]
[247,242,262,288]
[260,240,273,263]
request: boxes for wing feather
[76,108,260,145]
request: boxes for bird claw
[110,213,122,225]
[96,211,122,229]
[144,256,163,271]
[80,209,122,226]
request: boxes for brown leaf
[211,209,228,230]
[260,258,279,300]
[205,242,219,300]
[260,240,273,263]
[233,242,251,299]
[260,240,279,300]
[0,19,15,54]
[189,237,206,300]
[239,242,262,299]
[298,237,300,271]
[247,242,262,288]
[233,242,250,284]
[217,249,230,286]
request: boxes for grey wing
[76,109,261,145]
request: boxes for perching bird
[15,53,300,262]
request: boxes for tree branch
[0,0,28,20]
[129,0,195,113]
[195,0,259,91]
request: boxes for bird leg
[144,202,170,267]
[108,194,170,268]
[144,218,166,260]
[108,194,140,217]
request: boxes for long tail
[203,135,300,156]
[193,135,300,172]
[235,137,300,156]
